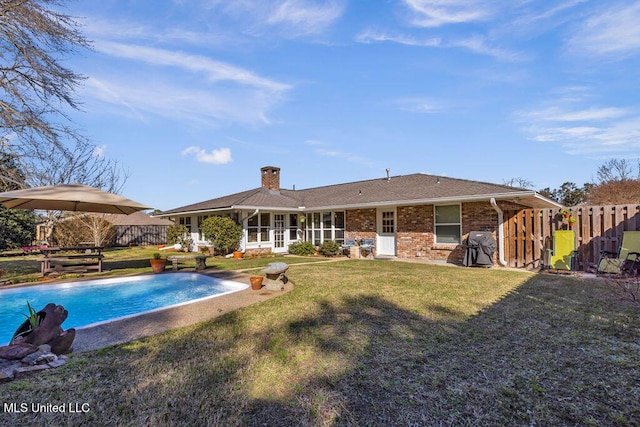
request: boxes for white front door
[377,208,396,256]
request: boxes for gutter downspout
[238,209,259,252]
[490,198,508,267]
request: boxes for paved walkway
[73,270,292,353]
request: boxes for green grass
[1,259,639,426]
[0,246,329,284]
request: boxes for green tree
[538,182,590,206]
[0,152,35,249]
[167,224,193,252]
[200,216,242,255]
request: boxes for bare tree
[503,177,534,189]
[596,159,640,183]
[0,0,90,160]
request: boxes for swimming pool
[0,273,248,344]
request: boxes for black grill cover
[463,231,497,267]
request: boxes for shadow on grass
[1,271,639,426]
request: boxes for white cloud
[356,30,521,61]
[519,99,640,156]
[95,41,290,92]
[83,76,280,125]
[314,148,377,168]
[181,146,233,164]
[267,0,345,35]
[402,0,494,27]
[356,30,441,47]
[205,0,345,37]
[393,97,444,114]
[568,2,640,57]
[523,107,630,122]
[93,144,107,158]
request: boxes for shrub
[319,240,341,257]
[167,224,193,252]
[288,241,316,256]
[200,216,243,255]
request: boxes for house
[158,166,561,265]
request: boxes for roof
[159,173,561,216]
[105,211,174,226]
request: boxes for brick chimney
[261,166,281,192]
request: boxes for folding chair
[546,230,576,271]
[597,231,640,276]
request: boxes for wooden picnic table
[40,246,104,276]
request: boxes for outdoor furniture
[39,246,104,276]
[359,238,375,258]
[546,230,577,272]
[166,255,207,271]
[340,238,357,257]
[597,231,640,276]
[261,262,289,290]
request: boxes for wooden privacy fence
[503,204,640,270]
[112,225,169,247]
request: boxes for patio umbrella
[0,184,151,214]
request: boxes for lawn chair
[360,238,374,258]
[340,238,357,257]
[546,230,577,271]
[597,231,640,276]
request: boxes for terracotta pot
[150,258,167,273]
[250,276,263,290]
[233,251,243,259]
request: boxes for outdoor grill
[463,231,497,267]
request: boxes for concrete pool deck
[72,270,292,353]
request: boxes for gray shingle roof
[160,173,559,215]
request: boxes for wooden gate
[503,204,640,270]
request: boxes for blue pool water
[0,273,248,344]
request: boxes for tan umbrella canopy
[0,184,151,214]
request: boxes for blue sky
[62,0,640,211]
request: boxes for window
[179,216,192,233]
[381,211,394,234]
[435,205,461,244]
[289,214,299,240]
[248,213,271,243]
[197,215,209,240]
[305,211,345,244]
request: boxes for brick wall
[346,201,509,264]
[345,208,377,241]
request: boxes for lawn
[1,259,639,426]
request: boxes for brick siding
[345,201,515,264]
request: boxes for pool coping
[71,270,292,353]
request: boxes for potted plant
[568,216,577,229]
[12,301,42,340]
[560,209,571,219]
[149,252,167,273]
[249,275,263,290]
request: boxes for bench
[166,255,207,271]
[261,262,289,290]
[40,254,104,276]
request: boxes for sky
[59,0,640,211]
